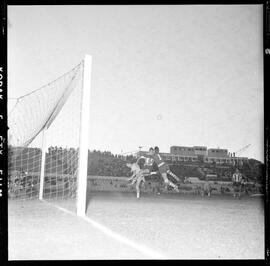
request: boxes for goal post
[76,55,92,217]
[39,128,47,200]
[8,55,92,216]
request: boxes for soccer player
[202,181,211,197]
[145,147,180,192]
[126,157,150,198]
[232,168,243,199]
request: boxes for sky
[7,5,264,162]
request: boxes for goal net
[8,55,91,215]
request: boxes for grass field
[8,191,265,260]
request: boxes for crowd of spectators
[87,150,135,177]
[9,146,263,182]
[8,146,264,198]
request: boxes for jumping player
[145,147,180,192]
[126,157,153,198]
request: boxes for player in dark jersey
[145,147,180,192]
[154,146,181,183]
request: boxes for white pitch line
[41,200,167,259]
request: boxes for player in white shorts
[232,168,243,199]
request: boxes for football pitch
[8,192,265,260]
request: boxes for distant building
[136,145,248,165]
[171,146,207,156]
[171,146,197,156]
[194,146,207,156]
[207,148,228,158]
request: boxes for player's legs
[136,181,140,198]
[159,164,179,192]
[135,174,145,198]
[201,188,205,197]
[131,177,137,185]
[233,182,240,198]
[238,183,242,199]
[167,170,180,182]
[161,172,179,192]
[233,182,236,198]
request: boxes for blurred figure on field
[241,176,248,195]
[232,168,243,199]
[202,181,211,197]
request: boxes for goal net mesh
[8,61,84,200]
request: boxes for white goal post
[76,55,92,216]
[8,55,92,217]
